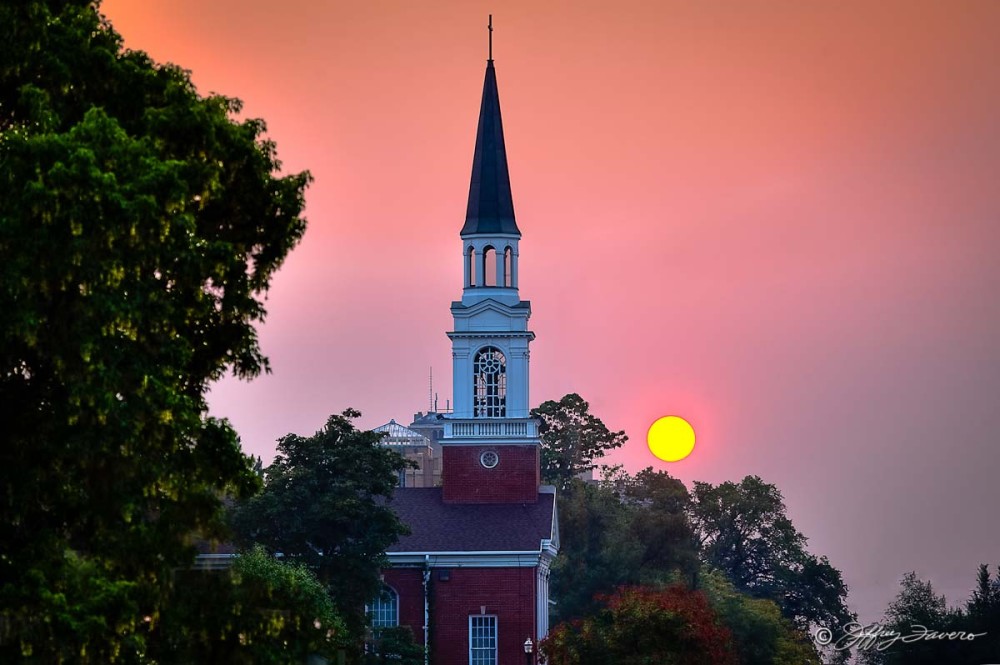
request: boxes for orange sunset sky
[102,0,1000,625]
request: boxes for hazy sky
[102,0,1000,625]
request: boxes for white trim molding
[386,550,543,568]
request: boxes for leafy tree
[229,410,413,642]
[885,571,950,628]
[551,469,699,622]
[1,0,308,660]
[776,552,854,635]
[620,467,699,584]
[967,563,999,620]
[151,546,347,664]
[689,476,854,642]
[541,585,736,665]
[861,566,1000,665]
[532,393,627,489]
[7,549,148,662]
[698,568,820,665]
[362,626,424,665]
[957,564,1000,663]
[550,479,639,622]
[859,571,959,665]
[689,476,805,592]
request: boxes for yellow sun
[647,416,696,462]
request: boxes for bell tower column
[440,51,540,505]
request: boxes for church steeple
[461,25,519,237]
[441,22,539,504]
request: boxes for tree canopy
[532,400,843,664]
[546,471,824,665]
[541,585,737,665]
[860,566,1000,665]
[1,1,309,659]
[229,410,414,642]
[620,467,700,582]
[697,569,820,665]
[362,626,425,665]
[532,393,627,489]
[549,478,642,621]
[151,546,347,664]
[689,476,854,640]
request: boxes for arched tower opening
[482,246,497,287]
[466,245,476,287]
[503,246,513,287]
[473,346,506,417]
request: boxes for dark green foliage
[962,564,1000,663]
[689,476,805,591]
[151,546,347,664]
[860,572,957,665]
[229,410,413,641]
[689,476,854,642]
[362,626,425,665]
[550,468,699,622]
[968,563,1000,621]
[549,477,824,665]
[542,585,737,665]
[698,568,820,665]
[550,479,640,621]
[7,550,148,662]
[1,0,309,661]
[532,393,627,489]
[861,567,1000,665]
[620,468,700,582]
[534,400,846,665]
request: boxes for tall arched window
[474,346,506,418]
[467,246,476,287]
[503,247,513,287]
[483,246,496,287]
[366,586,399,630]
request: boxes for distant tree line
[533,393,851,665]
[535,394,1000,665]
[858,566,1000,665]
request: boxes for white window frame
[468,614,498,665]
[473,346,507,418]
[366,585,399,630]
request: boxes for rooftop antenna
[429,367,433,412]
[488,14,493,61]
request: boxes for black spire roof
[461,60,520,237]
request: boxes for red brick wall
[442,445,540,504]
[381,566,540,665]
[382,568,426,645]
[432,567,537,665]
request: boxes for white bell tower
[440,50,540,504]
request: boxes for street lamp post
[523,637,534,665]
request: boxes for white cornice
[386,550,543,568]
[437,439,540,446]
[451,298,531,317]
[447,331,535,340]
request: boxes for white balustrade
[443,418,538,439]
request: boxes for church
[369,38,559,665]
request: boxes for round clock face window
[480,451,499,469]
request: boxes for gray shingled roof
[386,488,554,552]
[461,60,520,237]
